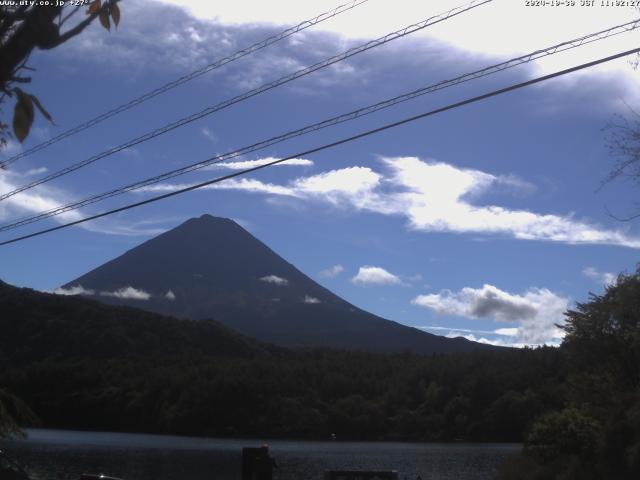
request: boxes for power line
[1,19,637,233]
[0,0,492,202]
[0,0,371,169]
[1,46,638,247]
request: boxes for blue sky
[1,0,640,347]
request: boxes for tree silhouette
[0,0,121,149]
[0,389,37,439]
[498,269,640,480]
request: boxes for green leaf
[110,2,121,28]
[87,0,101,15]
[30,95,54,124]
[99,10,110,31]
[12,89,34,144]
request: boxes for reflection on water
[0,429,520,480]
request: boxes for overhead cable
[0,0,371,169]
[1,19,637,232]
[1,46,638,247]
[0,0,492,201]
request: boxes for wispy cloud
[377,157,640,248]
[0,170,179,238]
[140,157,640,249]
[303,295,321,304]
[154,0,640,94]
[419,325,518,337]
[319,264,344,279]
[351,266,404,286]
[100,286,152,300]
[419,325,531,347]
[0,170,85,226]
[583,267,617,286]
[201,127,218,143]
[421,326,554,348]
[260,274,288,286]
[210,157,314,170]
[142,178,299,196]
[445,331,535,348]
[413,284,569,345]
[53,285,95,296]
[165,290,176,300]
[24,167,49,176]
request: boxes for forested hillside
[0,280,278,364]
[0,279,563,441]
[498,270,640,480]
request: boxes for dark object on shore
[0,450,30,480]
[242,445,277,480]
[325,471,399,480]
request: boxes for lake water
[0,429,520,480]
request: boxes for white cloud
[43,0,637,126]
[495,327,519,337]
[24,167,48,176]
[303,295,321,304]
[211,157,314,170]
[293,166,380,194]
[377,157,640,248]
[260,274,289,286]
[154,0,640,90]
[141,157,640,249]
[319,264,344,278]
[83,220,170,237]
[420,325,533,348]
[154,0,635,53]
[419,325,518,337]
[0,170,84,226]
[445,331,536,349]
[201,127,217,143]
[413,284,569,345]
[53,285,95,296]
[135,166,378,201]
[207,178,301,197]
[0,170,176,237]
[100,286,152,300]
[165,290,176,301]
[351,266,404,286]
[583,267,617,286]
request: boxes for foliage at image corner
[0,389,37,439]
[497,268,640,480]
[0,0,122,150]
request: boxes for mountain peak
[180,214,237,229]
[197,213,232,223]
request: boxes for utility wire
[1,19,637,233]
[0,0,492,202]
[0,0,371,169]
[1,46,638,247]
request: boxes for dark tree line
[498,270,640,480]
[2,268,639,480]
[0,348,567,442]
[0,279,565,442]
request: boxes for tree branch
[51,0,120,48]
[59,5,82,27]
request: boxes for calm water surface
[0,429,520,480]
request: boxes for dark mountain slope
[0,280,276,366]
[63,214,492,354]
